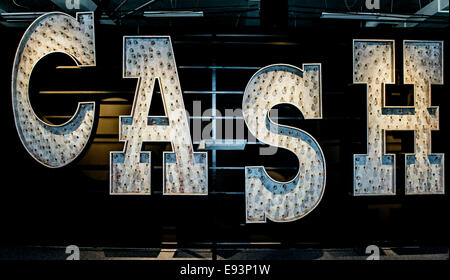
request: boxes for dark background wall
[0,2,448,248]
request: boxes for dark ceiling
[0,0,448,29]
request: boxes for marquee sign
[12,12,96,168]
[243,64,325,223]
[353,40,445,195]
[11,12,445,223]
[111,36,208,196]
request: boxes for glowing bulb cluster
[353,40,444,195]
[243,64,326,223]
[12,12,96,168]
[110,37,208,195]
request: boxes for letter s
[243,64,326,223]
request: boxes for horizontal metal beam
[143,11,204,18]
[78,164,297,171]
[179,66,259,70]
[321,12,425,21]
[198,139,247,150]
[39,90,245,95]
[400,0,449,27]
[0,12,44,22]
[184,90,244,94]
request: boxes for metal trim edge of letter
[11,11,96,168]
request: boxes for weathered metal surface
[353,40,444,195]
[11,12,96,168]
[110,36,208,195]
[242,64,326,223]
[403,41,444,195]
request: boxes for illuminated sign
[243,64,325,223]
[111,36,208,195]
[353,40,444,195]
[10,12,445,223]
[12,12,96,168]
